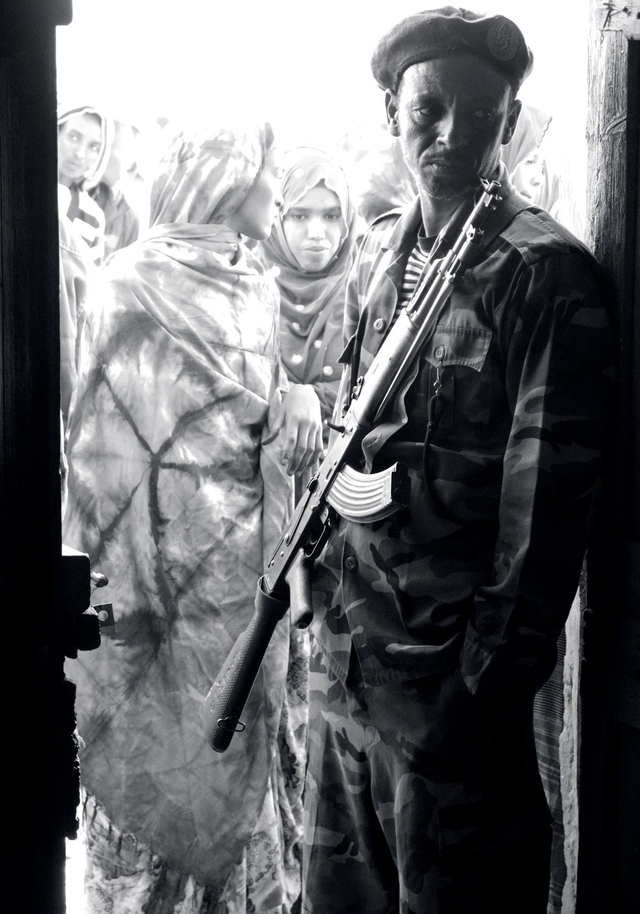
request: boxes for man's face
[57,113,103,187]
[386,56,521,203]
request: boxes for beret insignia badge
[486,17,520,62]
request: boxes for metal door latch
[62,545,116,658]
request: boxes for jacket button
[344,555,358,572]
[373,318,386,332]
[434,345,445,360]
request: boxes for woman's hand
[272,384,323,475]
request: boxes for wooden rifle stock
[200,179,503,752]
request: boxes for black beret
[371,6,533,93]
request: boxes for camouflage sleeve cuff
[460,634,527,701]
[460,631,558,701]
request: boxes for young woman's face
[57,114,103,187]
[225,148,284,240]
[282,185,346,272]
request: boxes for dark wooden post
[0,2,74,912]
[579,2,640,911]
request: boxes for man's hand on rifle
[273,383,323,475]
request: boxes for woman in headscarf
[260,147,358,499]
[501,103,560,215]
[57,104,112,263]
[87,119,141,261]
[63,121,320,914]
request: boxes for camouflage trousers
[302,637,552,914]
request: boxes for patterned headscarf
[57,104,113,185]
[149,122,274,228]
[260,147,357,384]
[500,103,551,174]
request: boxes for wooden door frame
[579,2,640,911]
[2,1,640,911]
[0,3,75,912]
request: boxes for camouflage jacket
[310,182,612,699]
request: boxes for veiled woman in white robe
[64,122,309,914]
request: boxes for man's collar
[385,162,517,255]
[385,196,423,253]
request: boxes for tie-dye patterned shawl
[63,123,298,892]
[149,121,274,228]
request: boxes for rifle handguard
[199,577,288,753]
[326,462,410,523]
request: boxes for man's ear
[385,90,401,137]
[502,97,522,146]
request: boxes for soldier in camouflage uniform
[302,8,613,914]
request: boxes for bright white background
[56,0,588,151]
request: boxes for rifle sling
[348,190,531,403]
[360,190,532,473]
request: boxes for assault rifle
[200,179,503,753]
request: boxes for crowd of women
[58,102,562,913]
[59,107,360,914]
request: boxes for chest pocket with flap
[411,322,494,434]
